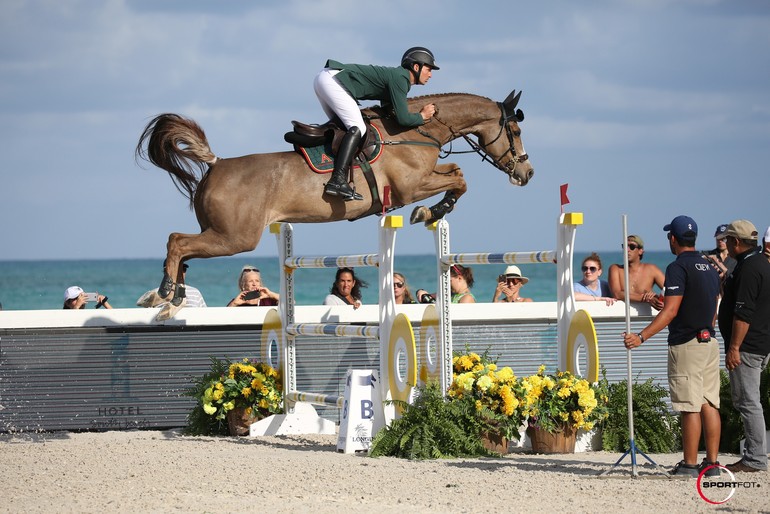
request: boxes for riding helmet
[401,47,440,70]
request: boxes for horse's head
[472,90,534,186]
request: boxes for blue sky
[1,0,768,261]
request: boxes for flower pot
[480,430,508,454]
[527,424,576,454]
[226,407,259,436]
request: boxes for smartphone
[498,274,506,283]
[242,290,261,301]
[85,292,99,302]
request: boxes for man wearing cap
[608,234,665,309]
[704,224,737,281]
[492,265,533,303]
[624,216,721,478]
[717,219,770,473]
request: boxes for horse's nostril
[528,169,534,179]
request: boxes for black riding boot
[324,127,363,201]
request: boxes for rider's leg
[314,68,366,201]
[324,126,363,201]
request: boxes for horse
[135,90,534,320]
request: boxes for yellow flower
[202,403,217,415]
[222,401,235,412]
[476,375,493,392]
[241,387,252,398]
[475,400,483,411]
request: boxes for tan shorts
[667,338,720,412]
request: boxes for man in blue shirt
[624,215,721,478]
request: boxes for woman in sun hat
[492,265,532,303]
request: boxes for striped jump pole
[428,212,587,395]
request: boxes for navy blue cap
[664,215,698,239]
[714,224,728,238]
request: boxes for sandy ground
[0,429,767,513]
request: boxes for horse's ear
[503,90,522,111]
[515,109,524,122]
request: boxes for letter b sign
[360,399,374,420]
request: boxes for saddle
[284,119,381,173]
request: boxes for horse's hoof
[410,206,431,225]
[137,290,164,308]
[154,299,186,322]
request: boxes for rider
[313,47,439,201]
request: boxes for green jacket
[324,60,424,127]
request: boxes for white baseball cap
[64,286,84,301]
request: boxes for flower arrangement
[520,365,608,433]
[185,357,283,436]
[202,358,283,419]
[448,350,524,440]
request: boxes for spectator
[763,226,770,261]
[623,215,721,478]
[450,264,476,303]
[137,262,207,308]
[393,272,416,304]
[227,266,279,307]
[609,235,665,309]
[493,265,533,303]
[716,220,770,474]
[574,253,615,305]
[324,267,367,309]
[704,224,737,281]
[63,286,112,309]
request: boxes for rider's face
[417,65,433,85]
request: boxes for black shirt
[718,247,770,356]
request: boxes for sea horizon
[0,251,676,311]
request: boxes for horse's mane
[407,92,495,104]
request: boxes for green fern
[370,382,497,459]
[601,374,680,453]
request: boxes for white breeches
[313,68,367,136]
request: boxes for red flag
[560,184,569,212]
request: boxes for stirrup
[324,181,363,201]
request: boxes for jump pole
[427,213,586,395]
[599,214,666,478]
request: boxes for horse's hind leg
[151,228,262,320]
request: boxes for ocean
[0,251,675,311]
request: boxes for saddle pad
[298,125,383,174]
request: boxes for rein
[428,103,528,176]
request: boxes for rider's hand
[420,103,436,121]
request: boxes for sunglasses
[394,282,404,288]
[624,244,641,251]
[581,266,598,273]
[241,267,260,274]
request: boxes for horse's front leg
[409,163,467,225]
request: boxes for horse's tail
[135,113,218,209]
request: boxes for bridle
[419,101,528,180]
